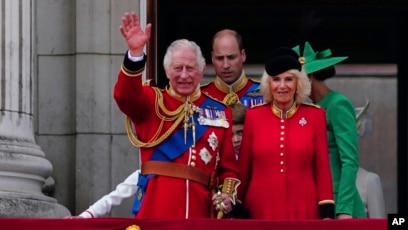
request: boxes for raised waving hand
[119,12,152,57]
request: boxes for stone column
[0,0,69,217]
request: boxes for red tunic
[238,103,334,219]
[114,70,239,219]
[201,75,262,107]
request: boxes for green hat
[292,41,348,74]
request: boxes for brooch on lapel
[299,117,307,126]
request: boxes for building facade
[1,0,404,217]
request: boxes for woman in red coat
[238,47,335,219]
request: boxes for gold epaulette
[247,77,261,83]
[200,81,213,87]
[302,102,321,108]
[201,91,228,106]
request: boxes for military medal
[199,147,212,165]
[207,132,218,151]
[198,106,229,128]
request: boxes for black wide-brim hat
[265,47,302,76]
[292,41,348,74]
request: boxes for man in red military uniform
[114,12,240,219]
[201,29,263,107]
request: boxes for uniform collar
[214,72,248,94]
[271,102,298,119]
[167,85,201,103]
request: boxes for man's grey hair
[163,39,206,72]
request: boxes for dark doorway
[156,2,400,81]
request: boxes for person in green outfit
[293,41,367,219]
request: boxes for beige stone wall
[34,0,142,217]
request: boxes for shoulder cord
[125,88,186,148]
[223,92,240,106]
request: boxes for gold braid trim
[121,64,145,76]
[125,88,186,148]
[223,92,240,106]
[216,177,241,219]
[221,177,241,205]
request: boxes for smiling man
[113,12,240,219]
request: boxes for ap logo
[389,214,407,229]
[392,218,405,225]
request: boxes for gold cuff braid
[221,177,240,205]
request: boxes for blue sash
[240,83,263,107]
[132,97,226,214]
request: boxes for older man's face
[166,47,204,96]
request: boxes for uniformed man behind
[201,29,263,107]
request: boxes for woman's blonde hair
[260,66,311,104]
